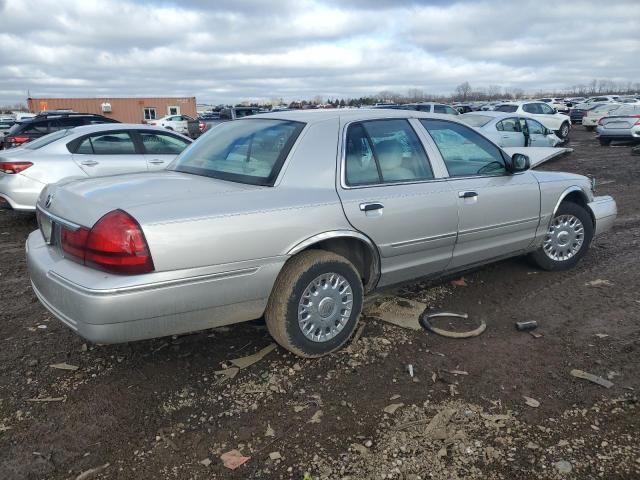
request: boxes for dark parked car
[2,113,119,149]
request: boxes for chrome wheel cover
[543,214,584,261]
[298,272,353,343]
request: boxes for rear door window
[496,118,521,132]
[345,119,434,186]
[522,103,541,114]
[139,131,191,155]
[75,131,137,154]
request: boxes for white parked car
[0,124,192,211]
[147,114,198,137]
[539,98,569,113]
[460,111,562,147]
[494,102,571,140]
[581,103,624,130]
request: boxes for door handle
[148,159,165,165]
[80,160,99,166]
[359,202,384,212]
[458,191,478,199]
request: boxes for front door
[419,118,540,270]
[72,130,148,176]
[524,118,555,146]
[337,118,459,286]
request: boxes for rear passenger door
[337,118,459,286]
[136,130,192,170]
[495,117,525,147]
[70,130,148,176]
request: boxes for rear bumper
[27,231,285,344]
[596,125,640,140]
[588,196,617,237]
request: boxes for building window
[144,107,157,121]
[168,105,180,116]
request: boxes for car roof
[462,111,520,119]
[68,123,192,136]
[249,108,463,124]
[495,101,543,106]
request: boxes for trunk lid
[39,171,261,228]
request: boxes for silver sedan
[27,110,617,357]
[0,124,192,211]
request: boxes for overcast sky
[0,0,638,105]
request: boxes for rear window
[459,115,493,127]
[494,105,518,113]
[169,119,305,186]
[25,129,72,149]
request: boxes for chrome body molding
[287,230,381,293]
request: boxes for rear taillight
[0,161,33,174]
[60,210,154,275]
[199,121,206,131]
[6,135,30,146]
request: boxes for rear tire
[529,202,594,271]
[265,250,363,358]
[599,138,611,146]
[584,125,595,131]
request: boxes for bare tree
[454,81,472,101]
[487,84,502,100]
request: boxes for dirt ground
[1,127,639,480]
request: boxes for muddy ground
[1,127,639,480]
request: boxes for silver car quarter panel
[588,196,617,236]
[26,231,285,343]
[0,172,45,210]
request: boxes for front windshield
[25,129,72,149]
[459,115,493,127]
[169,119,305,186]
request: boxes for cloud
[0,0,638,105]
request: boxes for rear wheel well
[301,237,378,292]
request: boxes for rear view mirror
[510,153,530,173]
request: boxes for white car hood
[504,147,573,168]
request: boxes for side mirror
[510,153,530,173]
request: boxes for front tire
[265,250,363,358]
[529,202,594,271]
[556,122,570,140]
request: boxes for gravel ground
[1,127,639,479]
